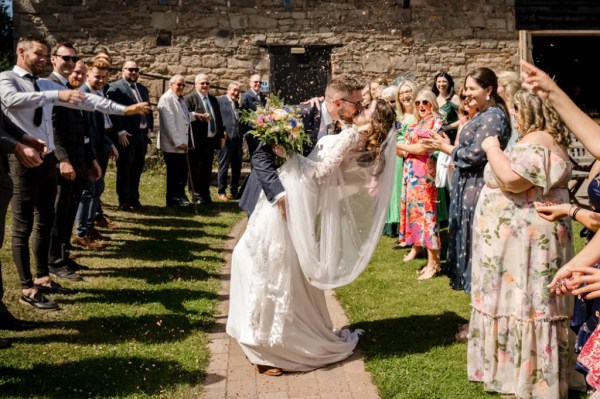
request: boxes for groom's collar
[321,102,333,126]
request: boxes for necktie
[203,96,216,133]
[25,74,43,126]
[130,83,147,128]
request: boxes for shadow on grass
[88,265,219,284]
[0,356,204,398]
[10,313,211,346]
[57,287,218,312]
[353,311,468,358]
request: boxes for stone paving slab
[201,218,380,399]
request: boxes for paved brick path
[201,218,380,399]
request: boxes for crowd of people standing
[4,33,600,399]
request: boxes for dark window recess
[269,46,333,105]
[158,0,168,5]
[157,30,172,46]
[516,0,600,30]
[532,36,600,117]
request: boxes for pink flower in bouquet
[256,114,265,126]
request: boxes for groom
[239,77,363,217]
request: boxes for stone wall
[13,0,518,100]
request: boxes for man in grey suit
[217,81,243,201]
[157,75,196,207]
[106,60,154,211]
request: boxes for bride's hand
[272,144,287,158]
[277,196,287,220]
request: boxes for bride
[226,99,397,375]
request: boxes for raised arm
[521,60,600,158]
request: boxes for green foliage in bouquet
[240,95,311,159]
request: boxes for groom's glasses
[339,98,364,112]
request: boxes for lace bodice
[301,127,360,183]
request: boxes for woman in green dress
[432,72,461,225]
[383,79,418,237]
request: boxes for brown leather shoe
[95,215,117,229]
[72,235,104,249]
[89,228,112,242]
[255,364,283,376]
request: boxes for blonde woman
[469,90,573,398]
[384,79,417,237]
[396,89,443,280]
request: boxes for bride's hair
[359,99,396,175]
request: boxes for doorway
[268,46,333,105]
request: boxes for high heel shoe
[417,263,441,281]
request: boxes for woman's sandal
[255,364,283,377]
[417,263,441,281]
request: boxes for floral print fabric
[468,143,574,399]
[446,105,511,292]
[398,115,443,250]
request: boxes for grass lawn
[0,167,245,398]
[336,226,589,399]
[0,162,592,398]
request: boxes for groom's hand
[277,196,287,220]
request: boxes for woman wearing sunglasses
[396,89,443,280]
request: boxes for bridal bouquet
[241,95,310,160]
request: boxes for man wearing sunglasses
[0,36,151,311]
[106,60,154,212]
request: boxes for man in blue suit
[217,81,243,201]
[106,60,154,211]
[241,74,266,158]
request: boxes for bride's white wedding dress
[226,127,395,371]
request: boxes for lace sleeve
[307,128,359,183]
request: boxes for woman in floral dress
[397,89,443,280]
[468,90,574,399]
[383,79,417,237]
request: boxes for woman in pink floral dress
[468,90,574,399]
[397,89,443,280]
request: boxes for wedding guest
[0,112,43,347]
[384,79,417,238]
[422,67,511,292]
[75,58,119,245]
[158,75,196,207]
[381,85,397,106]
[497,70,522,147]
[217,81,243,201]
[184,73,224,205]
[48,52,104,274]
[106,60,154,211]
[0,35,150,311]
[227,99,396,376]
[241,74,266,157]
[396,89,443,280]
[536,161,600,394]
[432,71,460,144]
[432,72,460,225]
[468,89,573,399]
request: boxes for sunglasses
[54,55,79,63]
[124,67,140,73]
[415,100,430,106]
[174,83,186,87]
[199,82,210,86]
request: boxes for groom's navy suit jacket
[239,103,322,216]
